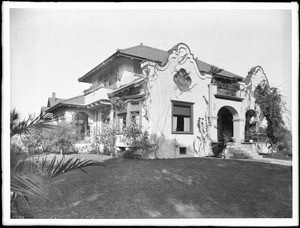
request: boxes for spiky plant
[10,109,104,217]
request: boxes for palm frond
[43,156,105,180]
[11,172,49,201]
[10,109,61,138]
[209,66,224,76]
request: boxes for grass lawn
[261,153,292,161]
[13,156,292,219]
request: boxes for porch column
[109,105,114,126]
[232,118,245,143]
[97,111,102,134]
[126,102,131,127]
[209,116,218,142]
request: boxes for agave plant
[10,109,104,217]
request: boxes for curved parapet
[141,43,211,81]
[244,66,269,92]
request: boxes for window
[179,147,187,155]
[172,101,193,134]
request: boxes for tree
[253,84,292,154]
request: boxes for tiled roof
[195,59,242,79]
[79,43,243,82]
[118,43,243,79]
[118,44,169,65]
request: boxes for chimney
[52,92,56,99]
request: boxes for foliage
[214,77,240,92]
[98,121,117,156]
[211,142,227,158]
[253,84,291,153]
[10,109,103,218]
[209,66,224,77]
[120,122,152,159]
[11,155,104,212]
[19,120,82,155]
[75,143,99,154]
[212,129,233,158]
[49,121,81,155]
[10,109,58,138]
[110,97,126,110]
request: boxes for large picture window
[172,101,194,134]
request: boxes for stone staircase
[225,142,263,159]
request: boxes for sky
[5,3,297,122]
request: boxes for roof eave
[78,52,118,83]
[78,51,162,83]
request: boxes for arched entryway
[217,106,239,142]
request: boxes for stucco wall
[143,43,213,158]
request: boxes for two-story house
[42,43,270,158]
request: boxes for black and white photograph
[2,2,298,226]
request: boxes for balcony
[84,86,112,106]
[214,88,244,101]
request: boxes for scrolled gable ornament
[173,68,192,92]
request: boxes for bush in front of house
[211,142,227,158]
[120,123,152,159]
[98,121,117,156]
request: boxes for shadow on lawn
[13,157,292,219]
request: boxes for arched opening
[73,112,90,140]
[217,106,240,142]
[217,107,233,142]
[245,109,256,142]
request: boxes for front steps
[225,142,263,159]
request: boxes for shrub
[98,121,117,156]
[211,142,227,158]
[120,122,151,159]
[47,121,81,155]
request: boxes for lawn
[13,156,292,219]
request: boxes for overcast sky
[6,3,297,120]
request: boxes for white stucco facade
[141,43,269,158]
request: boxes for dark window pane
[179,147,187,154]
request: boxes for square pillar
[209,116,218,142]
[232,118,245,143]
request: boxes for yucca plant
[10,109,104,217]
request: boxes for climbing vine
[253,84,291,153]
[213,77,240,92]
[110,97,126,110]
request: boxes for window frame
[171,100,194,134]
